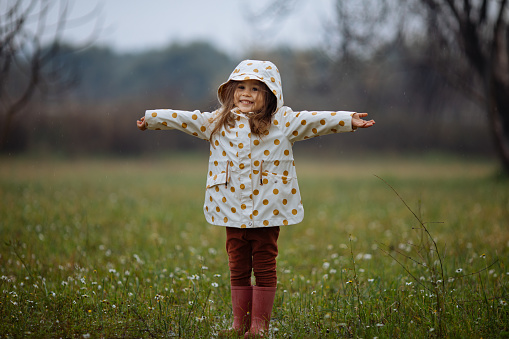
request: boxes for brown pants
[226,227,280,287]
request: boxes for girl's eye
[252,87,259,91]
[238,85,245,90]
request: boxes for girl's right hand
[137,116,147,131]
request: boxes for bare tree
[332,0,509,172]
[0,0,101,150]
[419,0,509,172]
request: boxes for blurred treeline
[5,40,492,157]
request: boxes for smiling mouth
[240,100,254,105]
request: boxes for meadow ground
[0,153,508,338]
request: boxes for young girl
[137,60,374,337]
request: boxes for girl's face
[233,80,265,113]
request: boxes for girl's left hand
[352,112,375,129]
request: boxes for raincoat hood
[218,59,284,110]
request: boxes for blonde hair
[210,80,278,142]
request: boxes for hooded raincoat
[143,60,355,229]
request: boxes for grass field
[0,154,508,338]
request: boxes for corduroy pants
[226,226,280,287]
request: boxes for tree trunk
[489,95,509,174]
[0,111,14,151]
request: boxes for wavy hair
[210,80,278,142]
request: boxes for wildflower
[406,282,412,286]
[456,268,463,273]
[368,279,374,282]
[330,268,337,274]
[322,262,330,270]
[346,280,353,284]
[500,300,507,306]
[480,254,486,258]
[109,269,117,274]
[211,282,219,288]
[133,254,144,264]
[376,323,384,327]
[214,274,221,277]
[83,334,91,338]
[201,266,208,270]
[311,290,317,295]
[124,270,130,276]
[363,253,372,260]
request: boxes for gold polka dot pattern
[142,59,356,229]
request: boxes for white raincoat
[144,60,355,228]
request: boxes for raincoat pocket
[260,171,294,186]
[206,172,228,188]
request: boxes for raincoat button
[248,222,253,226]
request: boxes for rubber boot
[220,285,252,337]
[244,286,276,338]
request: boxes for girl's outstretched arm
[352,113,375,129]
[137,116,147,131]
[139,109,215,141]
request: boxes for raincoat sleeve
[144,109,215,141]
[277,107,355,143]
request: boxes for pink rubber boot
[222,286,252,336]
[244,286,276,338]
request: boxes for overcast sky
[51,0,336,55]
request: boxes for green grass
[0,154,508,338]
